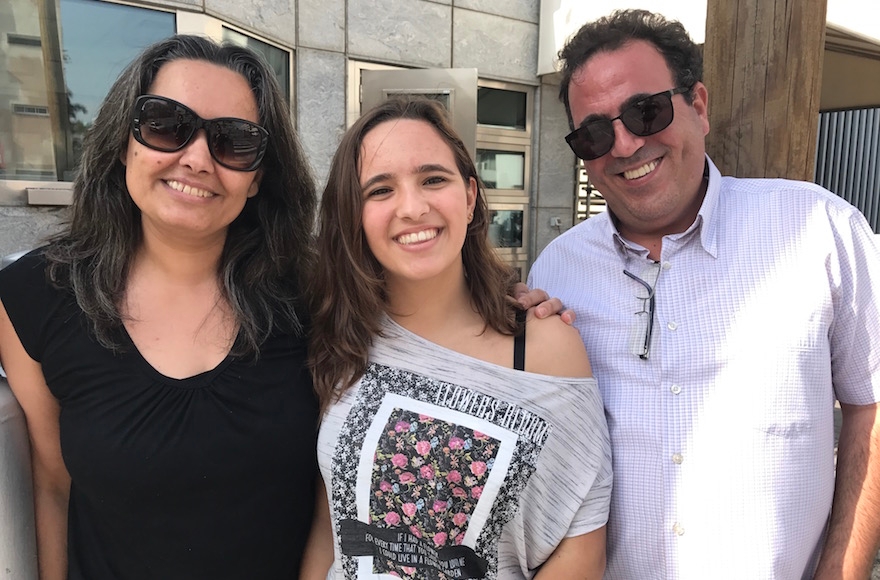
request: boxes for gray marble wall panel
[206,0,296,47]
[452,9,538,84]
[296,49,347,189]
[0,207,64,259]
[0,380,38,580]
[348,0,451,67]
[453,0,538,24]
[298,0,345,52]
[534,79,576,255]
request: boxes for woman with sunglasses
[0,35,318,579]
[301,98,611,579]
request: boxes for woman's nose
[396,184,429,219]
[177,129,215,173]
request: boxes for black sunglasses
[131,95,269,172]
[623,269,655,360]
[565,86,691,161]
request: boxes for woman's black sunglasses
[130,95,269,172]
[565,86,692,161]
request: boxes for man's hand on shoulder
[511,282,576,325]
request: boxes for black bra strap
[514,309,526,371]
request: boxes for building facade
[0,0,583,279]
[2,0,878,275]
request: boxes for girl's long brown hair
[309,98,518,409]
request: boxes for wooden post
[703,0,828,181]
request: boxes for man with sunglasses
[527,9,880,580]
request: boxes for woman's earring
[467,212,474,223]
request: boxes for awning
[823,23,880,110]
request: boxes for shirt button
[662,261,672,270]
[671,384,682,395]
[672,522,685,536]
[667,322,678,331]
[672,453,683,464]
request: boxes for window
[476,149,525,190]
[1,0,293,192]
[7,34,41,47]
[222,27,291,102]
[477,87,526,131]
[475,83,532,196]
[475,81,532,270]
[13,105,50,116]
[1,0,175,182]
[488,209,524,248]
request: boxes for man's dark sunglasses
[131,95,269,172]
[565,86,692,161]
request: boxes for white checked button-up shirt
[528,157,880,580]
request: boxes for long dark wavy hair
[558,9,703,127]
[309,98,519,407]
[43,34,317,357]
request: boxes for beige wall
[821,50,880,110]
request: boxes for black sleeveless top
[0,250,318,579]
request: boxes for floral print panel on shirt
[332,363,552,580]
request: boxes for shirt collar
[609,154,721,259]
[694,155,721,258]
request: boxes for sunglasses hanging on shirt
[565,86,692,161]
[130,94,269,172]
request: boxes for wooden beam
[704,0,828,181]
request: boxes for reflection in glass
[0,0,174,181]
[476,149,524,190]
[477,87,526,130]
[222,28,290,102]
[488,210,523,248]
